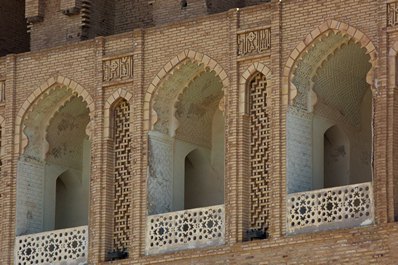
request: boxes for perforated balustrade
[146,205,225,255]
[286,182,373,234]
[15,226,88,265]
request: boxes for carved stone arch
[239,62,271,114]
[144,50,229,132]
[15,76,95,156]
[283,20,377,106]
[104,88,133,139]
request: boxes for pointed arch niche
[285,23,376,234]
[240,63,272,240]
[145,51,228,255]
[103,88,133,256]
[15,78,93,236]
[148,59,225,214]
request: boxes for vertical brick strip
[131,28,145,258]
[375,2,389,224]
[4,54,17,265]
[271,0,283,238]
[89,36,105,263]
[227,8,239,244]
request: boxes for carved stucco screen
[113,99,132,251]
[249,73,271,233]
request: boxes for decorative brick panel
[237,28,271,57]
[113,100,132,251]
[249,73,270,233]
[388,2,398,27]
[103,56,134,83]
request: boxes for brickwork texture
[1,0,398,264]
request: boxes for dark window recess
[181,0,188,8]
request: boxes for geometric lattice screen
[113,99,132,251]
[249,72,271,233]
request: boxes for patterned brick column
[3,54,17,264]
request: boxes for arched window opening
[184,149,211,209]
[55,170,88,230]
[184,110,224,209]
[148,65,225,214]
[286,32,374,234]
[287,36,372,194]
[323,125,349,188]
[146,62,225,254]
[55,176,67,229]
[16,92,91,236]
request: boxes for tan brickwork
[1,0,398,264]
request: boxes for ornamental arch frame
[104,88,133,139]
[143,50,229,132]
[282,20,378,234]
[15,75,95,157]
[282,20,378,107]
[239,62,272,115]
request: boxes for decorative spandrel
[237,28,271,56]
[388,2,398,27]
[103,56,133,82]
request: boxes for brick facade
[1,0,398,264]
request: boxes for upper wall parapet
[0,0,29,56]
[23,0,270,52]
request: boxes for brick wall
[1,0,398,264]
[113,0,154,33]
[0,0,29,56]
[86,0,115,38]
[28,0,82,51]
